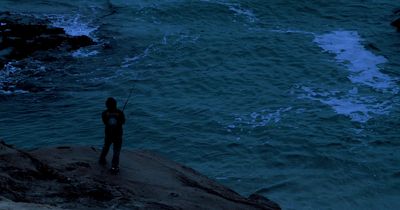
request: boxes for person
[99,97,125,173]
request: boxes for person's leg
[111,138,122,169]
[99,137,112,164]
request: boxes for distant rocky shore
[0,12,95,93]
[0,12,94,69]
[0,141,281,209]
[392,9,400,31]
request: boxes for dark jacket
[102,109,125,138]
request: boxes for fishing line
[122,87,134,112]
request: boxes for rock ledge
[0,141,280,210]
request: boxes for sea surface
[1,1,400,209]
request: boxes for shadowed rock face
[392,18,400,31]
[392,9,400,31]
[0,12,94,69]
[0,141,281,210]
[0,12,95,93]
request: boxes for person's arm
[120,110,126,125]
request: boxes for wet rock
[392,9,400,31]
[366,43,380,52]
[0,140,281,209]
[0,196,62,210]
[391,18,400,31]
[249,193,282,210]
[65,161,91,171]
[66,35,94,50]
[15,81,44,93]
[62,183,114,202]
[0,12,95,69]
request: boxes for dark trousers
[99,136,122,168]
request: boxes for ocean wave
[72,48,99,58]
[0,89,29,95]
[270,29,398,93]
[174,33,200,44]
[0,62,28,95]
[314,31,398,93]
[161,31,201,45]
[122,31,200,68]
[0,62,20,84]
[271,29,398,122]
[121,44,153,68]
[47,14,98,38]
[269,29,315,35]
[227,107,292,132]
[201,0,258,23]
[310,30,398,122]
[299,86,391,123]
[226,3,258,23]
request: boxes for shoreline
[0,140,280,209]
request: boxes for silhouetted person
[99,97,125,173]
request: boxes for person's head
[106,97,117,110]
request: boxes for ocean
[1,0,400,209]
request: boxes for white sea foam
[271,29,398,93]
[48,14,98,37]
[174,34,200,44]
[269,29,315,35]
[1,62,19,76]
[0,63,19,89]
[121,45,153,68]
[227,107,292,132]
[0,62,29,95]
[72,49,99,58]
[310,31,398,122]
[299,86,391,123]
[162,34,168,45]
[201,0,258,23]
[226,3,258,23]
[122,32,199,68]
[314,31,398,93]
[0,89,29,95]
[271,29,398,122]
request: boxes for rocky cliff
[0,141,280,210]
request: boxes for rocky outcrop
[391,18,400,31]
[0,141,280,210]
[0,197,62,210]
[0,12,94,69]
[0,12,96,93]
[392,9,400,31]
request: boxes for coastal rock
[0,196,62,210]
[391,18,400,31]
[0,12,95,93]
[0,12,95,69]
[392,9,400,31]
[0,141,281,210]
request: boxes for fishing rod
[121,77,143,112]
[122,88,134,112]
